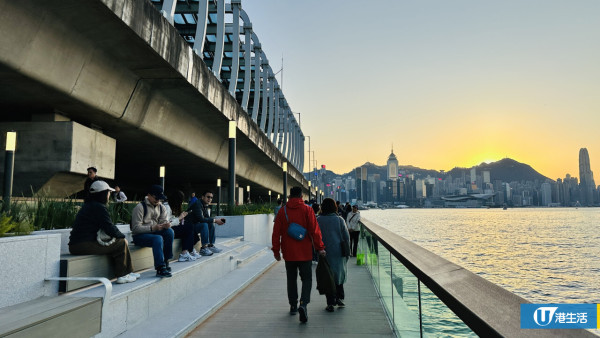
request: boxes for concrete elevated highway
[0,0,306,200]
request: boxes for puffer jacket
[272,197,325,261]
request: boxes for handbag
[284,206,307,240]
[96,229,116,246]
[339,217,350,257]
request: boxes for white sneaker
[129,272,141,279]
[178,252,196,262]
[115,274,136,284]
[190,249,202,259]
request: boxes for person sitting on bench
[131,185,174,278]
[69,180,138,284]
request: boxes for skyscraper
[578,148,595,206]
[387,147,398,181]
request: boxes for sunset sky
[242,1,600,181]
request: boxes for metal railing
[358,218,595,338]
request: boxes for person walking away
[131,185,174,277]
[346,205,361,257]
[273,198,283,220]
[272,186,326,323]
[317,198,350,311]
[69,181,138,284]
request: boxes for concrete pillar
[0,122,115,197]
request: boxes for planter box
[215,214,274,246]
[0,234,61,308]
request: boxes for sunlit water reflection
[362,208,600,335]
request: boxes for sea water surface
[361,207,600,335]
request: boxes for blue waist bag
[284,206,307,241]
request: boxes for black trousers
[326,284,345,305]
[285,260,312,306]
[349,230,360,257]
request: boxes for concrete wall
[0,122,115,196]
[215,214,274,247]
[0,234,61,308]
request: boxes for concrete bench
[59,239,187,292]
[0,296,102,337]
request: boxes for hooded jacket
[272,197,325,261]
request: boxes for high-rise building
[541,182,552,206]
[387,148,398,181]
[579,148,596,206]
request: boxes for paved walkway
[188,258,395,338]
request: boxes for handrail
[360,218,595,338]
[45,277,112,316]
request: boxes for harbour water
[362,207,600,335]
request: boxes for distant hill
[446,158,550,183]
[324,157,550,183]
[340,162,441,180]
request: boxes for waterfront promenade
[188,259,395,338]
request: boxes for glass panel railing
[419,282,477,337]
[378,245,393,318]
[360,224,476,337]
[391,258,421,337]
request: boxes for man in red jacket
[272,186,326,323]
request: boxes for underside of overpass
[0,0,307,200]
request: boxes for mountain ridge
[330,157,551,183]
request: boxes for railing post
[418,281,423,338]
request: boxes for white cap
[90,180,115,193]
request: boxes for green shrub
[0,211,31,237]
[220,203,276,216]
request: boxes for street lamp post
[268,190,271,204]
[228,121,236,208]
[217,178,221,215]
[305,135,311,174]
[3,132,16,212]
[246,185,250,204]
[159,166,165,191]
[282,162,288,203]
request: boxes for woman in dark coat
[317,198,350,312]
[69,181,137,284]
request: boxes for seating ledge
[0,296,102,337]
[59,237,243,293]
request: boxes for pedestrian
[273,198,283,220]
[83,166,99,198]
[272,186,326,323]
[346,205,361,257]
[131,184,174,278]
[317,198,350,311]
[189,192,198,205]
[113,185,127,222]
[69,181,138,284]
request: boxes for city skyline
[242,1,600,180]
